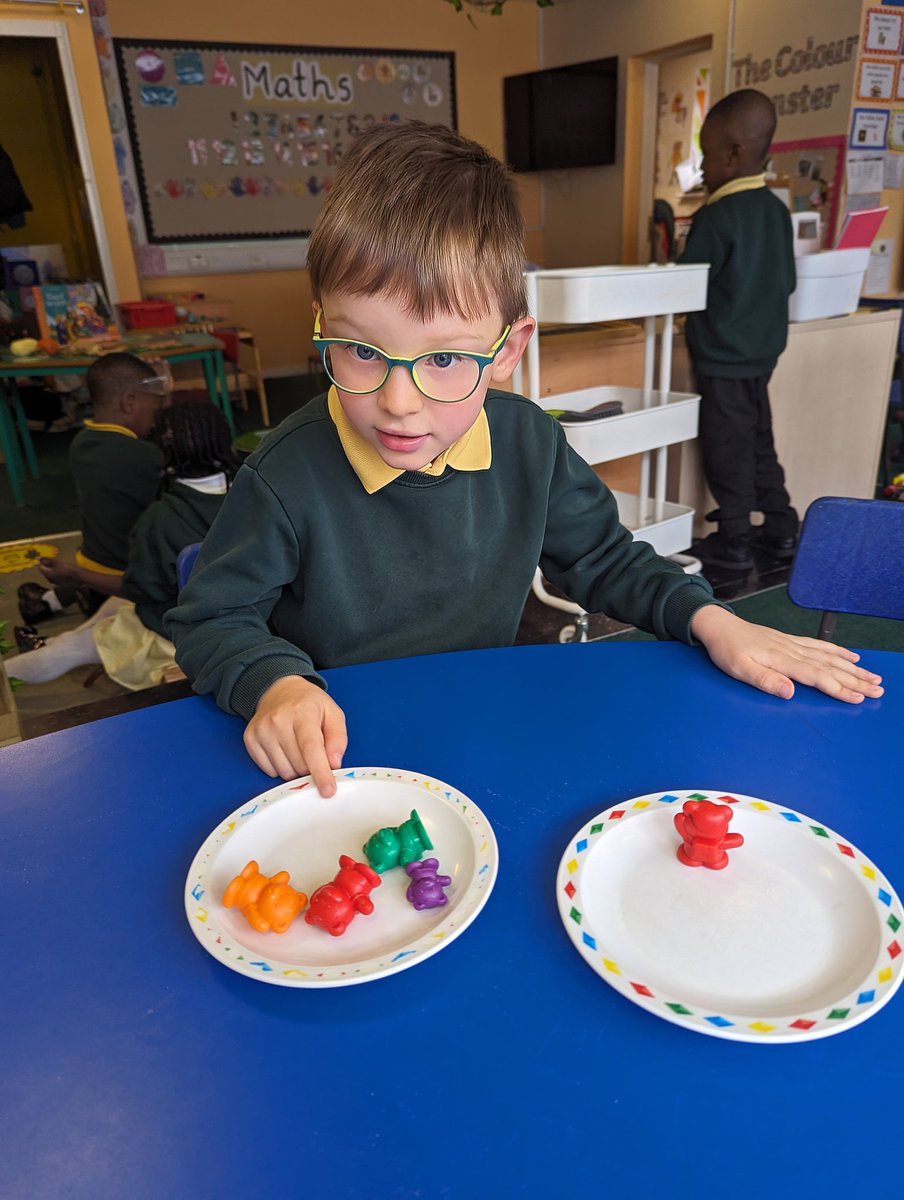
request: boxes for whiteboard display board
[114,39,457,244]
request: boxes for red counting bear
[305,855,382,937]
[674,799,744,870]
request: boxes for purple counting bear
[405,859,451,911]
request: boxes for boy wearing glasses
[18,353,169,632]
[167,122,883,793]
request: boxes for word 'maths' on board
[114,39,457,243]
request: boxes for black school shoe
[16,582,100,623]
[751,528,798,558]
[17,582,59,625]
[14,624,46,652]
[689,532,754,570]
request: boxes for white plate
[557,790,904,1042]
[186,767,498,987]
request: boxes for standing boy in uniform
[680,88,799,570]
[166,121,882,794]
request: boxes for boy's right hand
[244,676,348,796]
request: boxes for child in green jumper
[680,88,799,570]
[166,121,883,795]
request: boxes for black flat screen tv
[504,57,618,173]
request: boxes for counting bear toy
[363,809,433,873]
[405,858,452,910]
[674,799,744,870]
[304,855,382,937]
[222,860,309,933]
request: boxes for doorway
[1,21,112,299]
[621,36,713,264]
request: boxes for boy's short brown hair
[306,121,527,324]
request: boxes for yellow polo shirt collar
[707,173,767,206]
[82,418,138,438]
[327,386,492,495]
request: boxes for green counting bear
[363,809,433,873]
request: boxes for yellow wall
[105,0,541,371]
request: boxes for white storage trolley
[514,263,709,640]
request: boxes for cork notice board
[768,135,847,248]
[113,39,457,243]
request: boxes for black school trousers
[696,371,797,539]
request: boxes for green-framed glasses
[312,309,511,403]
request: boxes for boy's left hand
[690,604,884,704]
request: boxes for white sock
[43,589,64,613]
[5,626,101,684]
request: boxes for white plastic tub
[528,263,709,323]
[545,385,700,463]
[789,248,870,322]
[610,490,695,557]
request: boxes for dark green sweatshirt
[69,426,163,570]
[122,482,224,637]
[680,187,796,378]
[165,391,721,719]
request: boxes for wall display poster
[889,108,904,152]
[113,39,457,243]
[850,106,891,149]
[864,237,895,295]
[863,7,904,56]
[845,191,883,211]
[884,152,904,188]
[857,58,897,101]
[847,151,885,194]
[768,136,846,248]
[692,67,709,165]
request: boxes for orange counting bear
[222,860,308,933]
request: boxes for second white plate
[557,789,903,1042]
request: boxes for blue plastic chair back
[176,542,202,592]
[788,497,904,629]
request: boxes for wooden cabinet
[673,307,900,532]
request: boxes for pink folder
[835,206,888,250]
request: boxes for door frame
[1,17,120,304]
[621,35,713,265]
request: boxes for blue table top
[1,640,900,1199]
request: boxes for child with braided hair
[8,399,238,690]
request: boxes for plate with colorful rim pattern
[556,790,903,1042]
[185,767,498,987]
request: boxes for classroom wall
[539,0,730,267]
[539,0,862,267]
[105,0,542,372]
[845,0,904,295]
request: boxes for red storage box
[119,300,177,329]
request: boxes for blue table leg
[0,390,25,506]
[7,381,39,478]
